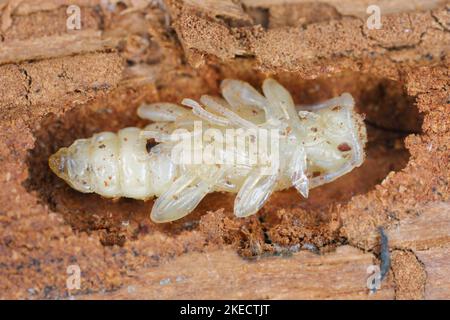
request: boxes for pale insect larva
[49,79,367,223]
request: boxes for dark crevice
[18,65,32,103]
[379,227,391,281]
[431,12,450,32]
[365,120,421,135]
[93,4,106,32]
[243,6,269,29]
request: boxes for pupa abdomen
[50,79,367,223]
[50,127,179,200]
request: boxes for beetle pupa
[49,78,367,223]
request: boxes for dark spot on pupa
[312,171,321,177]
[99,144,106,149]
[146,139,158,153]
[338,142,352,152]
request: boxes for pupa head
[49,139,93,193]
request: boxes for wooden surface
[169,0,450,72]
[416,245,450,299]
[83,202,449,300]
[0,30,120,65]
[242,0,447,17]
[387,202,450,250]
[86,246,395,299]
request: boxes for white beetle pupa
[49,79,367,223]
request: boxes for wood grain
[387,202,450,251]
[416,245,450,299]
[85,246,395,300]
[241,0,448,17]
[0,30,120,65]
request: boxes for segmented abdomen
[50,128,177,199]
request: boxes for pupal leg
[220,79,268,111]
[200,95,259,130]
[234,168,279,218]
[288,146,309,198]
[143,122,172,135]
[296,93,354,112]
[182,98,230,127]
[150,168,224,223]
[262,79,310,194]
[137,102,189,122]
[262,79,305,138]
[141,122,201,144]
